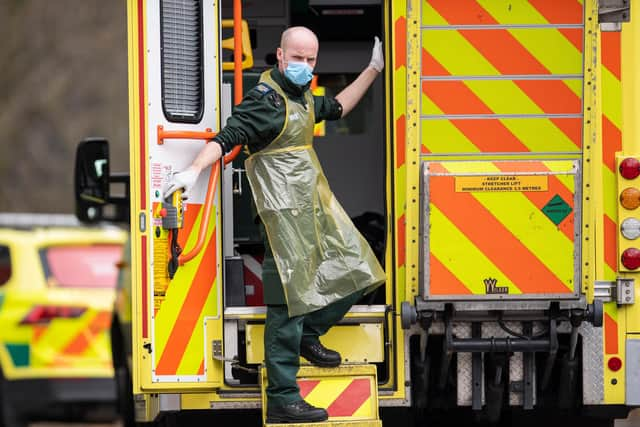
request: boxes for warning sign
[455,175,549,193]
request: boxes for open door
[128,0,224,390]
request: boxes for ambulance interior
[219,1,389,387]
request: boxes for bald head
[277,26,319,74]
[280,26,318,51]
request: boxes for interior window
[40,244,123,289]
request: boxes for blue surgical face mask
[284,61,314,86]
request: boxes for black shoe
[300,339,341,368]
[266,399,328,423]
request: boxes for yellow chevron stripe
[430,204,523,294]
[154,204,216,364]
[604,301,618,320]
[602,168,617,220]
[305,377,352,410]
[177,277,219,375]
[477,1,584,76]
[422,30,498,76]
[507,27,582,78]
[394,68,407,113]
[421,119,481,153]
[604,263,616,281]
[395,164,407,214]
[421,1,449,26]
[352,390,374,418]
[602,68,622,129]
[476,0,577,25]
[439,161,574,287]
[473,192,574,286]
[542,161,576,192]
[421,90,445,116]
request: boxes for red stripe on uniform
[326,379,371,417]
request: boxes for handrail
[157,125,217,145]
[155,125,219,265]
[178,160,220,265]
[223,0,244,165]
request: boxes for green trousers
[264,289,365,406]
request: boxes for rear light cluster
[20,305,86,325]
[619,157,640,270]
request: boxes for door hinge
[594,278,635,304]
[599,0,631,31]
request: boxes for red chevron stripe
[397,214,406,268]
[395,17,406,70]
[64,311,111,355]
[430,254,471,295]
[601,32,621,80]
[604,312,619,354]
[528,0,583,24]
[431,175,571,294]
[326,378,371,417]
[299,380,321,398]
[396,115,406,168]
[494,161,575,241]
[155,227,218,375]
[603,116,622,172]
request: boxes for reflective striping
[429,254,471,295]
[299,377,373,418]
[600,32,621,280]
[154,200,218,376]
[397,214,406,268]
[422,79,581,115]
[63,311,111,355]
[430,205,511,295]
[155,225,218,376]
[430,175,570,294]
[604,310,619,354]
[421,117,581,154]
[395,16,407,70]
[423,0,583,25]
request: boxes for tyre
[0,366,26,427]
[111,316,136,427]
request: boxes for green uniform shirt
[214,67,343,154]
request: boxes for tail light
[619,158,640,179]
[608,356,623,372]
[621,248,640,270]
[20,305,86,325]
[620,188,640,210]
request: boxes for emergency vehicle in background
[74,0,640,426]
[0,214,127,427]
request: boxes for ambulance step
[261,364,381,427]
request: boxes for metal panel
[421,160,581,303]
[626,339,640,405]
[246,323,385,365]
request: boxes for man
[165,26,385,423]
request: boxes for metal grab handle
[155,125,220,265]
[178,160,220,265]
[157,125,217,145]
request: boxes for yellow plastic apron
[244,71,385,316]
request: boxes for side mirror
[75,138,110,223]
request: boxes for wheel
[0,366,26,427]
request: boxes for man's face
[277,32,318,73]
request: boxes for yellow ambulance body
[106,0,640,425]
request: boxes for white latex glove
[163,166,200,200]
[369,36,384,72]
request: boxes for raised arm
[335,37,384,117]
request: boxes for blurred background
[0,1,129,214]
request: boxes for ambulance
[74,0,640,425]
